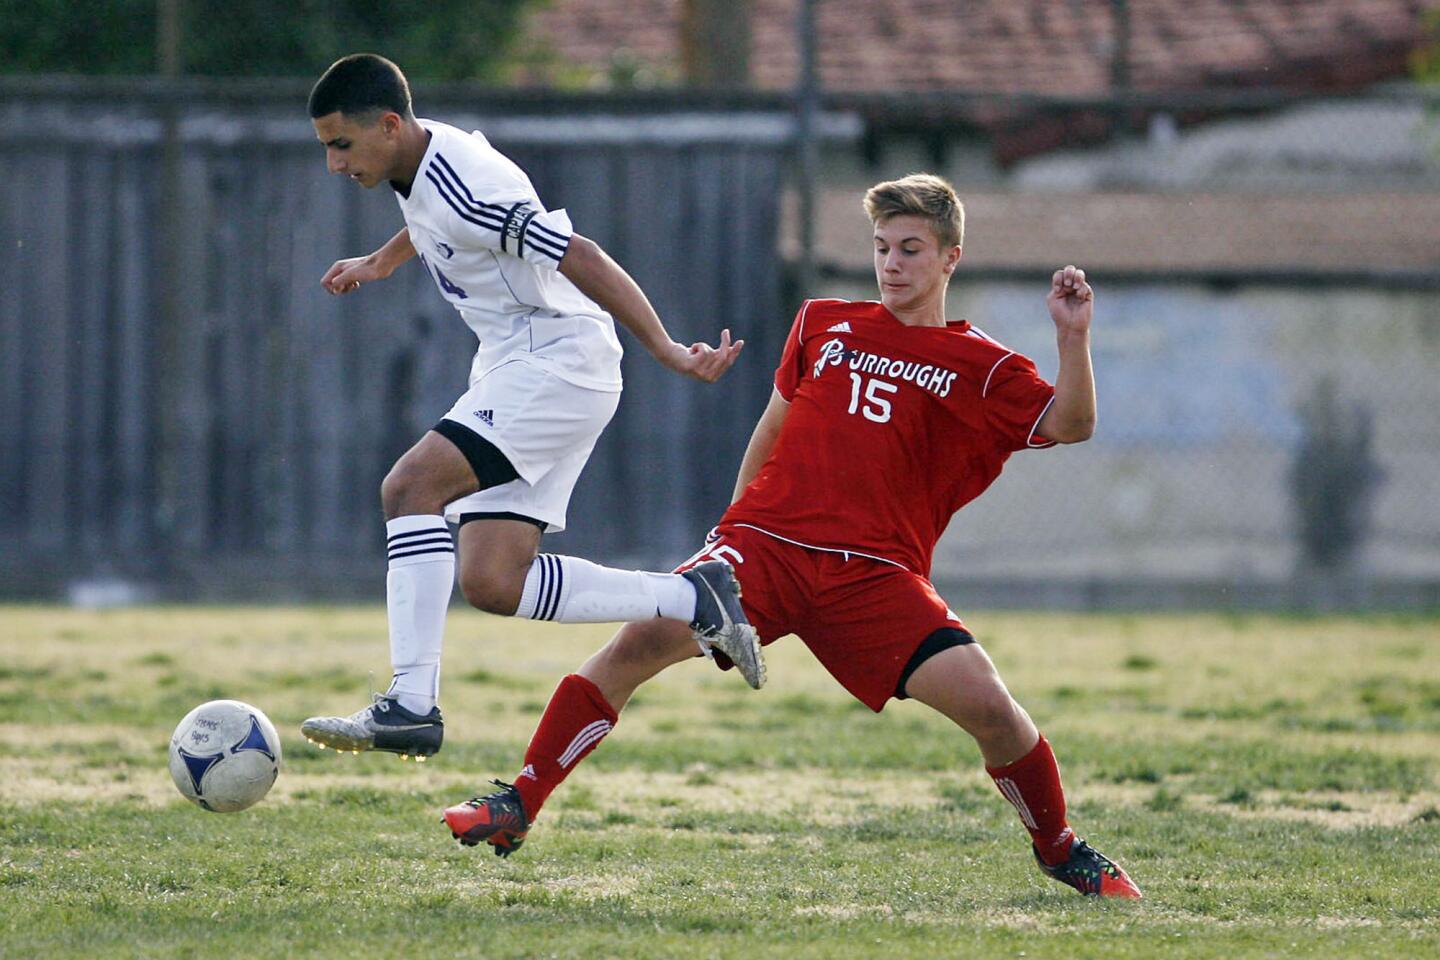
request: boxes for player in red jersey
[443,174,1141,898]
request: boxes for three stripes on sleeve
[424,152,570,263]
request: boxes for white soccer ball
[168,699,282,812]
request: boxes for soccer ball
[168,700,282,812]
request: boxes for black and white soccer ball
[167,700,281,812]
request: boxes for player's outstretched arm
[559,234,744,383]
[321,228,417,295]
[1036,265,1097,444]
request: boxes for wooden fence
[0,86,789,597]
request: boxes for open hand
[661,328,746,383]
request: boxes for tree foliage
[1413,10,1440,83]
[0,0,536,80]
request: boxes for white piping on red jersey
[1026,395,1059,448]
[796,299,849,346]
[797,300,815,345]
[730,523,910,572]
[981,351,1015,399]
[964,323,1003,345]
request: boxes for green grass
[2,606,1440,958]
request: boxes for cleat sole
[689,560,767,691]
[711,622,766,691]
[299,726,442,758]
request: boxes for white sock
[383,515,454,715]
[514,554,697,623]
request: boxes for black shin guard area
[459,512,545,530]
[894,626,976,701]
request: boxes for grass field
[2,605,1439,959]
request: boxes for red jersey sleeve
[983,353,1058,451]
[772,301,814,401]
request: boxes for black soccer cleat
[443,780,531,857]
[300,695,444,760]
[1034,838,1143,899]
[683,559,766,690]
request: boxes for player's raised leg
[903,642,1142,899]
[457,516,762,689]
[443,617,697,854]
[305,445,760,765]
[301,430,477,759]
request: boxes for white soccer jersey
[394,119,623,391]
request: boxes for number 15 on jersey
[848,373,897,423]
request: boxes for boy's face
[312,110,401,189]
[872,214,961,314]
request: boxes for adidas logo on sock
[474,409,495,427]
[826,321,853,333]
[518,764,537,781]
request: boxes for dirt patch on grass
[0,756,180,806]
[0,753,488,808]
[792,903,895,920]
[585,767,939,822]
[1080,780,1440,829]
[0,723,156,749]
[1211,789,1440,829]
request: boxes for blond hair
[862,173,964,249]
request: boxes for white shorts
[438,359,621,533]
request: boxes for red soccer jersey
[721,298,1058,576]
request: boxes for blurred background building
[1,1,1437,608]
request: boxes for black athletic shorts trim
[894,626,976,701]
[432,419,520,491]
[458,511,545,531]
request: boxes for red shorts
[676,524,968,712]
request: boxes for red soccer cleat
[442,780,531,857]
[1034,838,1143,899]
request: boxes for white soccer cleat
[300,694,444,760]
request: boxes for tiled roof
[518,0,1438,95]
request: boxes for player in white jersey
[298,54,764,762]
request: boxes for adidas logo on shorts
[474,409,495,427]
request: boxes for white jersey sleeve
[421,147,573,269]
[396,121,624,393]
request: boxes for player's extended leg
[904,643,1142,899]
[442,617,697,855]
[455,520,763,689]
[301,430,480,760]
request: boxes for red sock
[986,735,1075,866]
[512,674,618,820]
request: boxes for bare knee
[381,432,481,520]
[904,645,1033,747]
[454,520,541,616]
[381,459,441,519]
[949,677,1039,767]
[963,680,1026,738]
[458,566,523,615]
